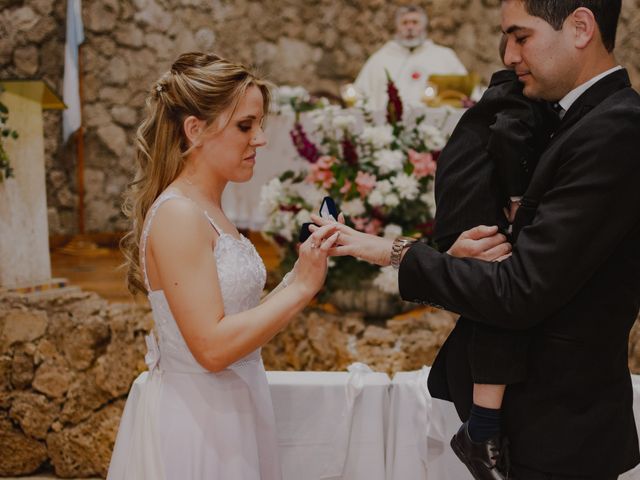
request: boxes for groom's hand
[309,213,394,266]
[448,225,512,262]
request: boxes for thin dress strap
[203,211,225,236]
[140,191,225,293]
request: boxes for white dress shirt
[557,65,623,118]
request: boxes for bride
[107,52,339,479]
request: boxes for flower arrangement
[0,85,19,182]
[271,85,330,117]
[260,76,447,302]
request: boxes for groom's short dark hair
[510,0,621,52]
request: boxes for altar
[222,106,466,230]
[267,368,640,480]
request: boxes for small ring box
[299,196,340,242]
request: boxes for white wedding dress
[107,191,282,479]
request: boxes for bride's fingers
[337,212,345,224]
[304,224,337,248]
[309,221,349,239]
[310,213,330,226]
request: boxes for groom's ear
[570,7,597,50]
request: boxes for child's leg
[465,323,530,443]
[466,383,506,443]
[473,383,506,409]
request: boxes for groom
[314,0,640,478]
[399,1,640,478]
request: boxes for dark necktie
[552,102,566,120]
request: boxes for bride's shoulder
[148,193,212,247]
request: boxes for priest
[355,5,467,110]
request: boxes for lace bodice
[140,190,267,373]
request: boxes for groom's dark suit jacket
[400,68,640,477]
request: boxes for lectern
[0,80,64,290]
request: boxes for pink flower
[305,155,336,188]
[351,216,382,235]
[352,216,367,231]
[355,171,377,198]
[317,155,336,170]
[408,149,437,179]
[340,179,352,195]
[364,218,383,235]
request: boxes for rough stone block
[9,391,59,439]
[32,360,73,399]
[0,416,47,476]
[47,401,124,478]
[0,309,48,350]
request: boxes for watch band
[390,236,416,270]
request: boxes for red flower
[290,122,320,163]
[341,135,358,166]
[416,219,435,237]
[385,69,403,125]
[411,72,421,80]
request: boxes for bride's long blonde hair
[121,52,271,295]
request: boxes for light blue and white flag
[62,0,84,142]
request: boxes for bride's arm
[148,200,338,372]
[260,268,296,304]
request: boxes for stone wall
[1,290,639,476]
[1,0,639,234]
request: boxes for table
[222,107,466,230]
[386,368,473,480]
[386,368,640,480]
[621,375,640,479]
[267,365,390,480]
[267,366,640,479]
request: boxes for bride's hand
[294,224,340,297]
[309,214,394,266]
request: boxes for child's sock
[467,403,501,442]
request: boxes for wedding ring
[310,242,317,249]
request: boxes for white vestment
[355,40,467,111]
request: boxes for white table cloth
[222,107,466,230]
[267,365,390,480]
[621,375,640,479]
[386,368,473,480]
[386,368,640,480]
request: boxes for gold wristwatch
[390,236,416,270]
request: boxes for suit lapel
[553,69,631,138]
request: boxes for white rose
[373,266,400,295]
[361,125,394,149]
[384,193,400,208]
[368,190,385,207]
[295,209,312,224]
[341,198,366,217]
[331,114,357,132]
[420,190,437,215]
[419,124,447,150]
[375,179,393,195]
[392,172,420,201]
[259,178,284,214]
[276,211,295,241]
[291,182,326,209]
[373,149,404,175]
[383,224,403,239]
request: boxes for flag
[62,0,84,142]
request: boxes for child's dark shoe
[450,421,512,479]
